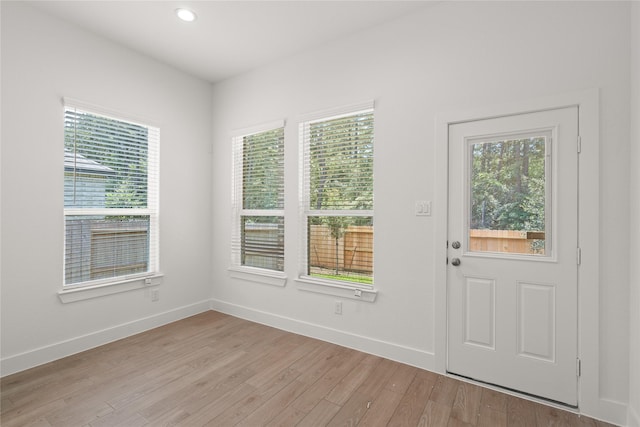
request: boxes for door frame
[434,89,600,414]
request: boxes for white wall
[0,2,213,374]
[628,3,640,426]
[210,2,631,423]
[0,1,632,424]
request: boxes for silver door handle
[451,258,461,266]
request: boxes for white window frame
[296,102,377,302]
[59,98,161,302]
[229,120,287,286]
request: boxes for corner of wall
[628,2,640,426]
[0,301,211,377]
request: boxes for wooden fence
[240,226,542,276]
[242,223,284,271]
[309,225,373,274]
[469,229,545,255]
[65,219,149,284]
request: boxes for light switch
[415,200,431,216]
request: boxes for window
[300,103,374,287]
[64,101,159,287]
[231,122,285,274]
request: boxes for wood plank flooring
[0,311,617,426]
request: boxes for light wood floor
[1,311,616,427]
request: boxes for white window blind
[232,122,285,272]
[300,103,374,286]
[63,102,159,287]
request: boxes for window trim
[228,266,287,287]
[298,101,375,292]
[58,273,164,303]
[230,120,287,284]
[62,98,160,290]
[295,276,377,302]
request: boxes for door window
[467,131,551,257]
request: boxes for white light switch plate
[415,200,431,216]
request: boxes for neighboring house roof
[64,150,115,175]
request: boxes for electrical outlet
[335,301,342,315]
[151,289,160,302]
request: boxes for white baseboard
[209,298,435,372]
[4,298,628,427]
[589,398,630,427]
[210,299,630,427]
[628,404,640,427]
[0,300,211,377]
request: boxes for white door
[447,107,579,406]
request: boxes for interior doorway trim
[433,89,601,416]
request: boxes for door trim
[434,89,600,414]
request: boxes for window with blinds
[63,102,159,287]
[231,123,285,272]
[300,103,374,286]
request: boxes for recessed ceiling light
[175,8,197,22]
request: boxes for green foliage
[65,110,149,209]
[311,273,373,285]
[242,128,284,210]
[471,137,546,231]
[309,112,373,214]
[323,216,352,239]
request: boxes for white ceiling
[29,1,431,83]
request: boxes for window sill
[228,267,287,287]
[58,274,163,303]
[295,276,377,302]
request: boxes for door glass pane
[468,134,548,256]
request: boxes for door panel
[447,107,578,406]
[463,276,496,350]
[517,281,556,362]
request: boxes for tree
[324,216,352,275]
[470,137,546,232]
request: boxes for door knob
[451,241,461,249]
[451,257,461,266]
